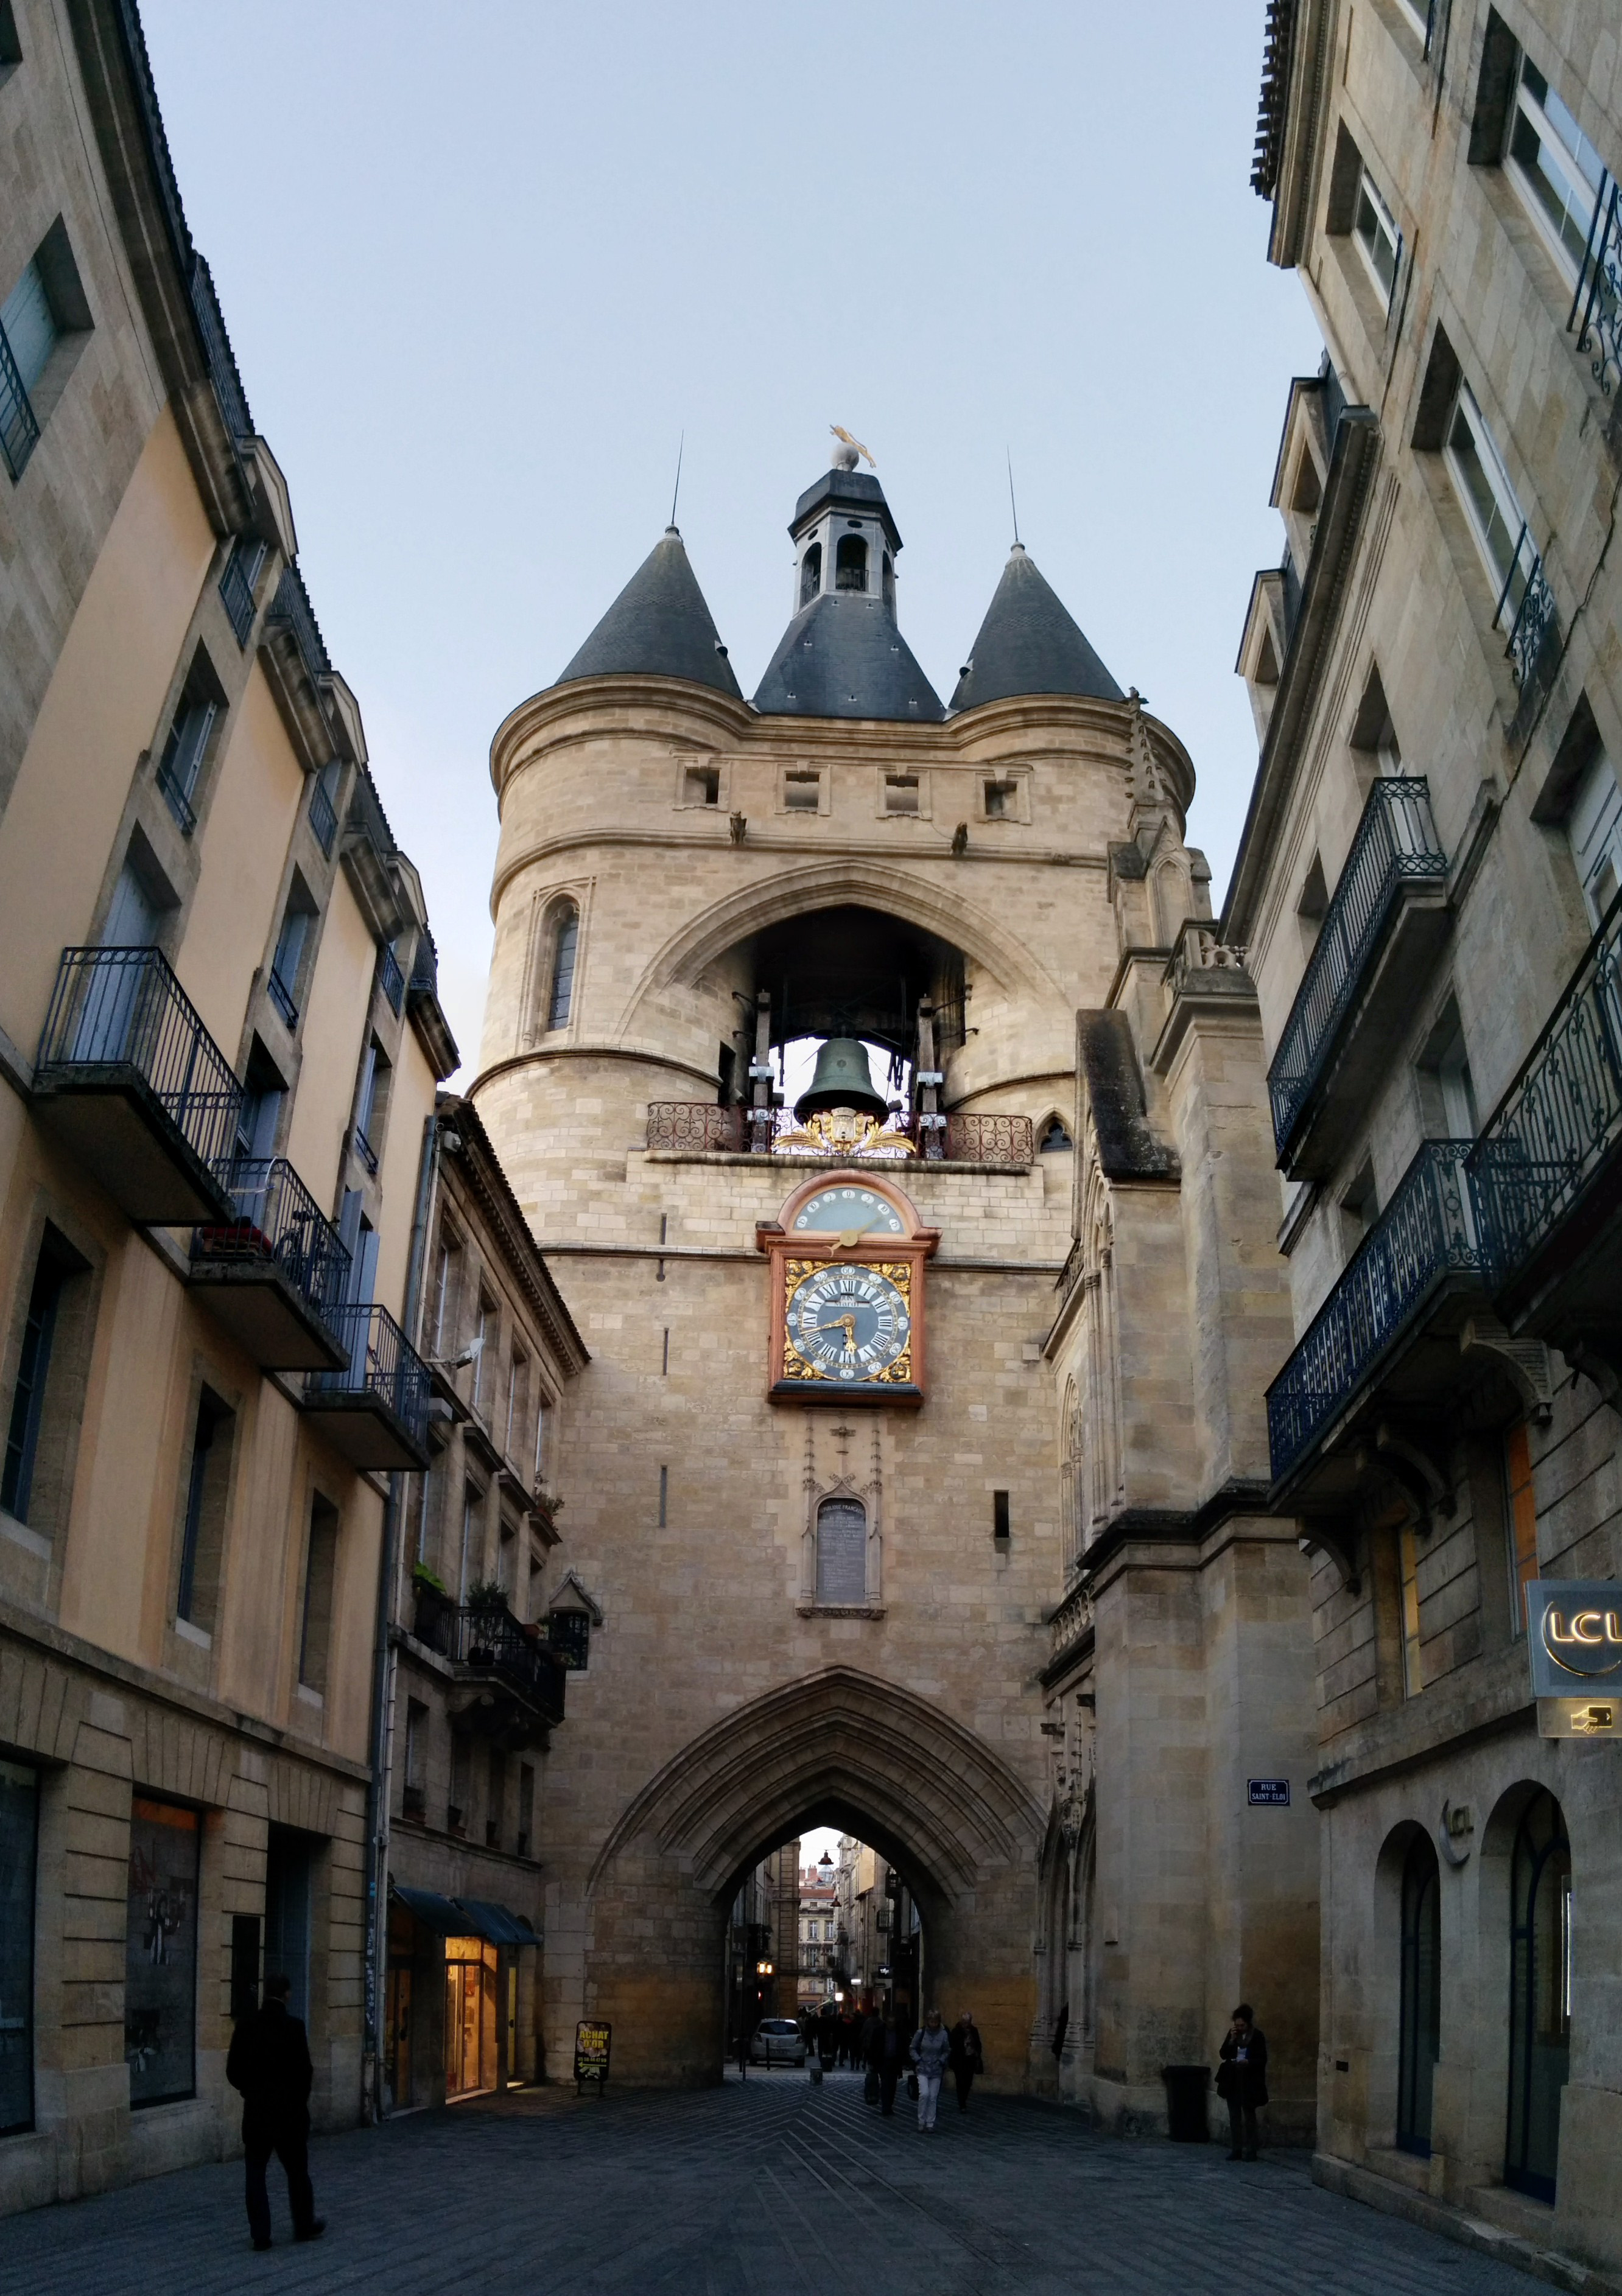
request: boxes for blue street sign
[1248,1779,1290,1806]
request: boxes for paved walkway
[0,2068,1539,2295]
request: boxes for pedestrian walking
[1215,2003,1268,2160]
[948,2009,985,2112]
[225,1973,325,2251]
[874,2009,904,2116]
[910,2007,951,2132]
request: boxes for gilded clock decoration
[782,1259,913,1386]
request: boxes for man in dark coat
[1215,2003,1269,2160]
[947,2010,985,2112]
[225,1973,325,2249]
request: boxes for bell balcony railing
[644,1104,1034,1166]
[1268,777,1450,1172]
[1266,1139,1487,1484]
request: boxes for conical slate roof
[752,595,945,722]
[554,529,742,698]
[948,545,1123,713]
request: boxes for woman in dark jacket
[1215,2003,1268,2160]
[947,2011,985,2112]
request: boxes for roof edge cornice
[491,674,758,791]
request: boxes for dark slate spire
[554,528,742,698]
[751,458,945,723]
[949,545,1123,713]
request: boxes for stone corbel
[1561,1334,1622,1415]
[1363,1423,1455,1533]
[1459,1316,1553,1426]
[1297,1522,1361,1595]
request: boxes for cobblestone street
[0,2071,1542,2296]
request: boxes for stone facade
[1235,0,1622,2271]
[469,478,1319,2120]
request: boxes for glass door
[1397,1832,1441,2155]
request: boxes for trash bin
[1161,2063,1210,2142]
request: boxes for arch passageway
[583,1668,1045,2087]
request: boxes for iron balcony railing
[410,1590,566,1727]
[377,944,405,1015]
[35,947,244,1172]
[192,1158,352,1331]
[186,253,253,446]
[267,564,331,691]
[1570,170,1622,398]
[353,1125,379,1175]
[1494,522,1560,692]
[644,1104,1035,1164]
[307,772,339,858]
[0,317,41,481]
[1268,777,1449,1161]
[218,538,264,647]
[267,966,298,1029]
[1467,887,1622,1290]
[155,753,198,838]
[307,1302,430,1445]
[1267,1140,1487,1482]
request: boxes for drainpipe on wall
[360,1110,442,2124]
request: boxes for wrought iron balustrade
[307,1302,430,1445]
[1268,777,1448,1160]
[267,966,298,1028]
[217,539,262,646]
[192,1158,351,1329]
[411,1591,566,1726]
[186,253,253,445]
[1494,522,1560,691]
[647,1102,745,1153]
[944,1111,1034,1164]
[307,772,338,858]
[267,564,331,691]
[1468,890,1622,1288]
[155,752,197,838]
[377,944,405,1015]
[1266,1139,1486,1482]
[0,318,40,481]
[644,1102,1033,1164]
[1570,172,1622,397]
[35,947,243,1171]
[353,1126,379,1175]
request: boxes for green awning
[391,1885,538,1947]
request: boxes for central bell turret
[794,1037,890,1124]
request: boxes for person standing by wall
[1216,2004,1268,2161]
[226,1974,326,2249]
[949,2010,984,2112]
[910,2007,952,2133]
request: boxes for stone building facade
[382,1092,587,2107]
[0,0,454,2211]
[469,452,1321,2118]
[1235,0,1622,2270]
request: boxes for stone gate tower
[469,446,1320,2119]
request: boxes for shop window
[298,1494,339,1695]
[1504,1423,1540,1634]
[1397,1831,1441,2156]
[815,1496,866,1605]
[125,1797,201,2107]
[444,1935,497,2097]
[175,1387,233,1637]
[0,1757,38,2134]
[1506,1788,1571,2200]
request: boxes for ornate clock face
[784,1261,912,1384]
[791,1185,906,1244]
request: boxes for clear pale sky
[141,1,1323,1076]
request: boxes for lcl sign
[1527,1580,1622,1738]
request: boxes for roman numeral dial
[783,1261,912,1384]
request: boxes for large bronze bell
[794,1036,889,1123]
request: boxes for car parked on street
[749,2018,807,2067]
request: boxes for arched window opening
[1397,1832,1441,2157]
[1506,1788,1571,2200]
[799,542,822,607]
[546,904,579,1032]
[1040,1116,1073,1152]
[815,1495,866,1605]
[835,534,868,593]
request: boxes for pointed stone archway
[583,1667,1046,2087]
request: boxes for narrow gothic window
[1039,1117,1072,1152]
[546,904,579,1031]
[815,1496,866,1604]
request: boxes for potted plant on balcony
[465,1576,506,1665]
